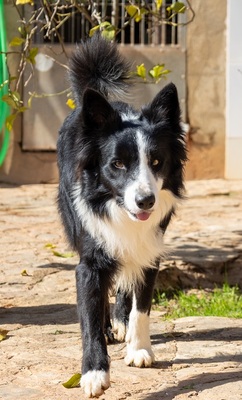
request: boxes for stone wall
[185,0,227,179]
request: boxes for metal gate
[22,1,186,151]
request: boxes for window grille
[34,1,182,46]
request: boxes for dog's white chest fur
[73,184,177,289]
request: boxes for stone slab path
[1,180,242,399]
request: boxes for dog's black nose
[135,193,155,210]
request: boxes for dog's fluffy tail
[69,34,131,106]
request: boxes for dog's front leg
[76,262,111,398]
[125,267,159,368]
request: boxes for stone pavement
[0,179,242,400]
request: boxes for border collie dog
[57,35,186,397]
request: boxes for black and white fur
[57,34,186,398]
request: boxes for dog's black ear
[82,88,121,130]
[142,82,180,126]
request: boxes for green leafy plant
[0,1,195,162]
[126,4,148,23]
[136,63,171,83]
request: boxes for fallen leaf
[45,243,56,249]
[0,329,9,341]
[52,250,74,258]
[21,269,30,276]
[53,330,64,335]
[62,373,81,388]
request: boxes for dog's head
[78,83,187,223]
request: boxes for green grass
[153,284,242,319]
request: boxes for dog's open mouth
[135,211,152,221]
[127,209,152,221]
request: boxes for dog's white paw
[125,347,155,367]
[81,370,110,398]
[112,319,127,342]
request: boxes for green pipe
[0,0,10,166]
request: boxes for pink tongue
[136,212,151,221]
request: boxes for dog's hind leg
[104,297,115,344]
[125,266,159,368]
[113,289,132,342]
[76,261,112,398]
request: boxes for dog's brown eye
[113,160,125,169]
[152,159,159,166]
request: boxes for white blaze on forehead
[136,130,156,193]
[123,130,163,215]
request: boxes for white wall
[226,0,242,178]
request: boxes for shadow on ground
[143,370,242,400]
[0,303,78,325]
[151,327,242,344]
[37,262,76,271]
